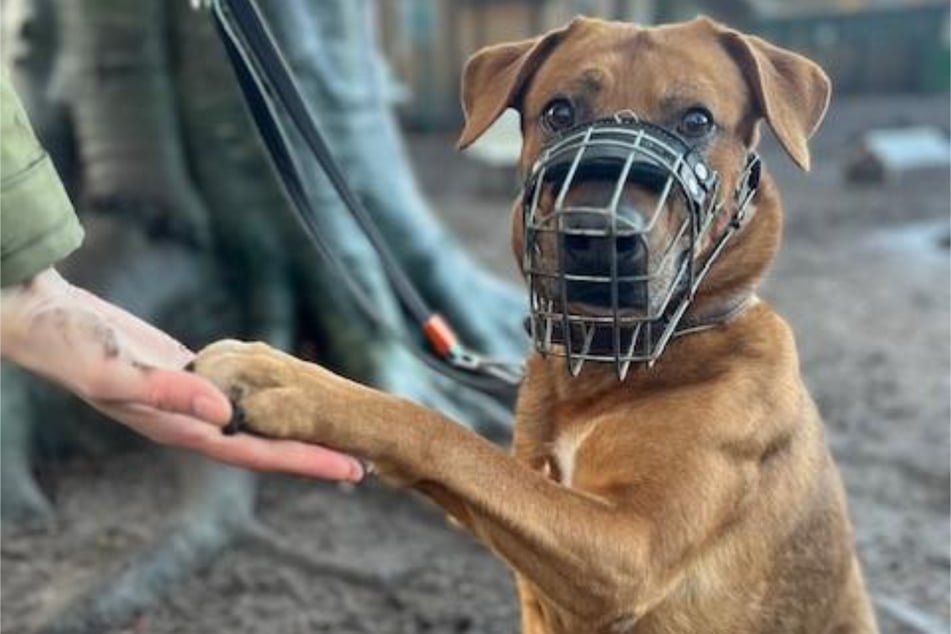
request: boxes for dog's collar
[671,293,758,339]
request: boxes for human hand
[0,269,363,481]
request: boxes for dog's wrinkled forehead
[458,16,830,172]
[520,19,751,151]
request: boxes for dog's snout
[560,210,649,309]
[560,197,648,228]
[563,232,645,269]
[562,206,647,273]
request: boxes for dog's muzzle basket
[521,113,759,379]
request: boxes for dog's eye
[678,107,715,138]
[541,99,576,132]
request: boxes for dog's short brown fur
[195,16,878,633]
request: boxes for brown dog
[194,16,878,633]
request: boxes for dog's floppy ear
[720,28,831,171]
[457,20,580,150]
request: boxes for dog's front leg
[194,341,668,628]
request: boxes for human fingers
[96,403,364,481]
[94,366,233,425]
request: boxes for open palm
[1,269,363,481]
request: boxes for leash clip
[423,314,525,386]
[455,353,525,386]
[447,346,525,386]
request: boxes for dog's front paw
[191,340,324,443]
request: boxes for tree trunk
[256,0,527,359]
[3,0,525,630]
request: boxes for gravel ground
[2,94,948,634]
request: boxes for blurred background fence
[377,0,950,129]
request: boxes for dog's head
[457,16,830,370]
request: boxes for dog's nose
[562,207,647,275]
[563,235,647,280]
[560,207,649,309]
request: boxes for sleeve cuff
[1,153,84,287]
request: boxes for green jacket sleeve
[1,72,83,287]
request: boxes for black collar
[671,293,757,339]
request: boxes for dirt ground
[2,94,949,634]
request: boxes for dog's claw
[183,360,196,372]
[223,402,244,436]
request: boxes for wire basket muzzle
[520,118,721,377]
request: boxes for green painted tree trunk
[2,0,524,630]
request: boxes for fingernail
[193,395,225,423]
[349,459,365,483]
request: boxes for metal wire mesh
[522,115,723,378]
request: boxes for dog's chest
[524,419,599,488]
[514,365,610,487]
